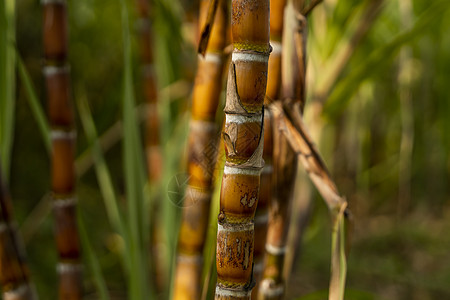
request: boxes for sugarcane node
[42,2,68,61]
[3,284,37,300]
[58,264,83,300]
[215,285,253,299]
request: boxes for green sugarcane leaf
[323,0,450,119]
[16,54,51,153]
[78,211,111,300]
[0,0,15,181]
[77,92,126,242]
[119,0,151,298]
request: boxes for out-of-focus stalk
[252,0,286,298]
[0,168,38,300]
[41,0,82,298]
[173,1,229,299]
[259,1,307,298]
[135,0,162,183]
[134,0,165,291]
[215,0,270,299]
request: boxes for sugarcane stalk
[0,167,38,300]
[135,0,163,183]
[257,1,306,299]
[251,0,286,298]
[42,0,82,299]
[133,0,166,292]
[215,0,270,299]
[251,110,273,300]
[173,0,229,299]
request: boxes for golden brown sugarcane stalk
[270,3,349,299]
[215,0,270,299]
[173,0,229,299]
[42,0,82,299]
[250,111,272,300]
[0,168,38,300]
[251,1,286,298]
[259,1,307,298]
[135,0,162,182]
[134,0,165,291]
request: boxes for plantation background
[2,0,450,299]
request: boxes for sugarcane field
[1,0,450,299]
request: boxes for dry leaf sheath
[274,102,351,300]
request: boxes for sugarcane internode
[215,0,270,298]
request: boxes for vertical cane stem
[42,0,82,298]
[215,0,270,299]
[259,1,307,298]
[173,1,229,299]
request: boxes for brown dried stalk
[272,101,352,300]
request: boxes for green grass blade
[76,92,126,238]
[78,211,111,300]
[339,218,347,299]
[329,208,347,300]
[324,0,450,118]
[118,0,150,298]
[16,54,51,153]
[0,0,16,181]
